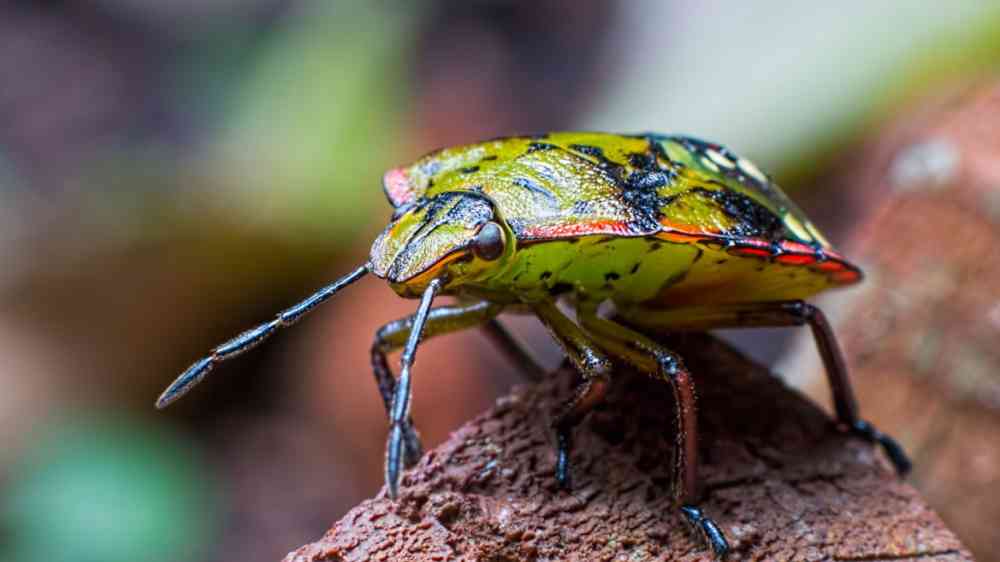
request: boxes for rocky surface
[805,80,1000,561]
[285,334,969,561]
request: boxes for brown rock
[285,334,969,561]
[811,80,1000,561]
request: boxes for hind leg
[619,300,911,475]
[577,306,729,559]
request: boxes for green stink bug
[157,132,911,558]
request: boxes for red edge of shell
[475,220,863,286]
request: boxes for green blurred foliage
[782,3,1000,190]
[3,414,216,562]
[878,5,1000,111]
[208,2,416,239]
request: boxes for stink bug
[157,132,911,558]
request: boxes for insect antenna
[155,264,369,409]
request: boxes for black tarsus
[155,265,369,409]
[385,278,442,498]
[792,302,911,475]
[851,420,913,476]
[680,505,730,558]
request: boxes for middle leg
[531,300,614,489]
[576,305,729,558]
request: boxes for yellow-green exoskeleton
[158,132,911,559]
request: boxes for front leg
[372,300,503,468]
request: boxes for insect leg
[619,300,912,476]
[385,278,442,498]
[575,308,729,559]
[531,301,614,490]
[373,301,504,466]
[156,265,368,408]
[480,319,547,381]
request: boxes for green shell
[374,132,859,305]
[384,132,831,249]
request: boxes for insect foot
[680,505,730,559]
[850,420,913,476]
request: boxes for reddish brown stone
[285,334,969,561]
[811,81,1000,561]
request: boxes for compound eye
[471,222,505,261]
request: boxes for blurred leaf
[210,1,416,239]
[3,414,215,562]
[780,4,1000,191]
[877,5,1000,112]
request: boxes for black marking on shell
[607,141,678,233]
[657,269,689,293]
[604,272,620,282]
[629,262,641,274]
[513,176,558,204]
[692,248,704,263]
[568,143,607,160]
[565,143,629,186]
[628,151,658,171]
[540,271,552,281]
[627,171,671,191]
[570,200,593,215]
[461,166,480,174]
[688,186,787,241]
[620,167,671,232]
[526,142,558,153]
[481,155,498,161]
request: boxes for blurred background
[2,1,999,561]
